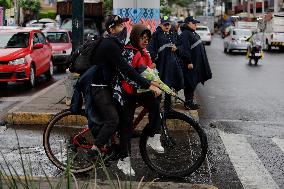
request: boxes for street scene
[1,0,284,189]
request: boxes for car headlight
[65,48,72,55]
[8,58,26,65]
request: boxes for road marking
[218,130,280,189]
[272,137,284,153]
[0,97,28,102]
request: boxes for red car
[0,28,53,88]
[44,29,72,72]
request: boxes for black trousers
[184,85,195,102]
[91,87,119,148]
[118,91,161,158]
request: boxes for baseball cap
[161,15,171,25]
[105,15,129,30]
[184,16,200,24]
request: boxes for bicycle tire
[139,111,208,177]
[43,109,96,173]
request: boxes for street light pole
[72,0,84,51]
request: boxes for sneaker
[147,134,164,153]
[117,157,135,176]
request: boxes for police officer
[179,16,212,110]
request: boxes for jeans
[118,91,161,158]
[91,87,119,148]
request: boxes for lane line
[0,97,28,102]
[218,130,280,189]
[272,137,284,153]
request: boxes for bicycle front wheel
[139,111,208,177]
[43,109,95,173]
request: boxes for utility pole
[262,0,264,14]
[247,0,251,18]
[274,0,278,14]
[253,0,256,17]
[72,0,84,51]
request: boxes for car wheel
[228,49,232,54]
[25,65,36,88]
[207,42,211,46]
[45,59,54,80]
[0,82,8,88]
[224,47,227,53]
[57,65,66,73]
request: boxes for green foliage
[103,0,113,16]
[0,0,12,9]
[39,11,56,19]
[19,0,40,13]
[160,0,173,16]
[168,0,193,7]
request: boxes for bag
[67,38,103,74]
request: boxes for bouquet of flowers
[137,66,177,97]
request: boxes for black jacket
[147,26,184,91]
[91,37,150,88]
[179,25,212,89]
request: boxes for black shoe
[184,100,199,110]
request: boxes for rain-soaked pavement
[1,36,284,188]
[197,36,284,189]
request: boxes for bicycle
[43,93,208,178]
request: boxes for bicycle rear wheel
[139,111,208,177]
[43,109,96,173]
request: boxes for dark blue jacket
[179,25,212,90]
[147,26,184,91]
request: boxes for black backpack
[67,37,103,74]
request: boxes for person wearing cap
[179,16,212,110]
[112,24,163,176]
[147,15,184,112]
[87,15,161,157]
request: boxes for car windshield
[233,29,252,36]
[47,32,69,43]
[196,27,208,31]
[0,32,30,48]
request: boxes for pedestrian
[76,15,161,155]
[147,16,184,111]
[114,24,163,176]
[179,16,212,110]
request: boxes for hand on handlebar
[149,85,162,97]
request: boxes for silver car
[224,28,252,53]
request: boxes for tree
[0,0,12,9]
[103,0,113,16]
[19,0,40,24]
[160,0,173,16]
[19,0,40,13]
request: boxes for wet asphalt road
[1,36,284,188]
[197,36,284,189]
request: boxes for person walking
[147,16,184,111]
[179,16,212,110]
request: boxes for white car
[224,28,252,53]
[196,26,212,45]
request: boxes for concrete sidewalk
[4,78,198,126]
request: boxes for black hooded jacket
[179,25,212,89]
[147,26,184,91]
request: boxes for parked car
[224,28,252,53]
[60,18,99,40]
[44,29,72,72]
[29,18,57,30]
[0,28,53,88]
[196,25,212,45]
